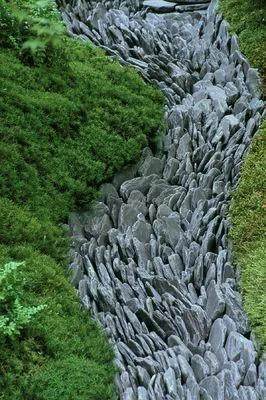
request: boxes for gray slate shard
[164,367,178,396]
[200,376,224,400]
[178,354,195,381]
[120,175,159,199]
[69,257,84,288]
[137,386,149,400]
[208,318,227,350]
[191,354,210,382]
[137,366,151,388]
[139,156,165,177]
[206,280,225,321]
[225,331,256,365]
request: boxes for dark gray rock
[132,219,152,243]
[123,387,135,400]
[204,351,219,375]
[69,255,84,288]
[182,305,209,342]
[120,175,159,199]
[119,204,140,230]
[164,367,178,396]
[136,308,165,338]
[238,386,259,400]
[191,354,210,382]
[208,318,227,350]
[136,366,151,388]
[225,331,256,365]
[218,369,240,400]
[200,376,223,400]
[178,354,195,381]
[244,363,257,386]
[222,283,249,334]
[139,156,164,177]
[246,68,261,97]
[206,280,225,321]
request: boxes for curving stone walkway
[58,0,265,399]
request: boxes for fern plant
[0,261,46,338]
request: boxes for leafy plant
[0,0,28,50]
[19,0,66,64]
[0,261,45,338]
[24,2,63,45]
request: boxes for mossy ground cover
[219,0,266,76]
[220,0,266,350]
[0,1,164,398]
[230,124,266,351]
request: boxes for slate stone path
[58,0,265,398]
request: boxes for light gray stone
[208,318,227,350]
[200,376,223,400]
[191,354,209,382]
[206,280,225,321]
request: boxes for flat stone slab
[143,0,176,12]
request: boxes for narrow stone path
[59,1,265,399]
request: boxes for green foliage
[0,0,66,64]
[20,0,66,64]
[0,245,116,400]
[0,42,163,222]
[230,123,266,350]
[219,0,266,74]
[238,243,266,349]
[0,261,45,338]
[0,0,27,49]
[0,0,164,398]
[221,0,266,352]
[27,356,117,400]
[0,197,67,262]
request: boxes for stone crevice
[59,0,265,399]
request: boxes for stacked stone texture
[58,0,265,399]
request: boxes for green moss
[27,356,117,400]
[238,242,266,348]
[220,0,266,351]
[0,0,164,398]
[219,0,266,74]
[230,123,266,350]
[0,42,163,222]
[0,197,67,262]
